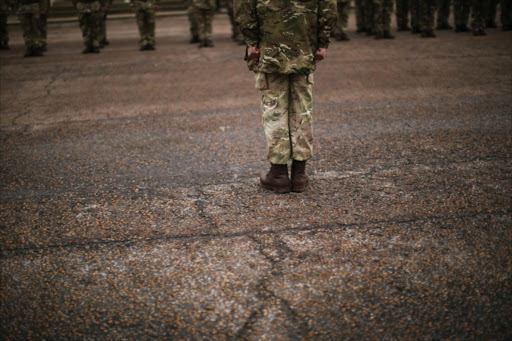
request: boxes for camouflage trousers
[18,4,43,49]
[355,0,368,31]
[396,0,410,29]
[187,6,199,38]
[255,72,314,165]
[1,12,9,44]
[437,0,451,26]
[419,0,436,31]
[134,4,156,45]
[333,0,350,35]
[502,0,512,27]
[454,0,471,26]
[471,0,486,31]
[76,1,101,48]
[373,0,393,35]
[193,8,214,41]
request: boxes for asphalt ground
[1,12,512,340]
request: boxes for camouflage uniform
[410,0,436,36]
[485,0,498,27]
[131,0,158,50]
[99,0,112,46]
[0,0,11,49]
[373,0,394,38]
[502,0,512,30]
[192,0,215,47]
[355,0,368,32]
[235,0,337,165]
[18,0,46,56]
[332,0,350,40]
[185,0,199,42]
[363,0,375,34]
[39,0,49,50]
[224,0,242,42]
[454,0,471,31]
[419,0,436,36]
[470,0,486,35]
[395,0,410,31]
[436,0,452,29]
[73,0,102,53]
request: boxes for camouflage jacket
[235,0,337,74]
[192,0,215,10]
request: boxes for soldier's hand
[314,48,326,64]
[247,46,259,62]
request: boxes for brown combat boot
[260,163,290,194]
[291,160,309,193]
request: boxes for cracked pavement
[1,13,512,340]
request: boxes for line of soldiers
[335,0,512,40]
[1,0,511,56]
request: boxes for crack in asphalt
[1,210,509,255]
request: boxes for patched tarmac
[1,12,511,340]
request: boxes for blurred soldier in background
[471,0,486,35]
[131,0,159,50]
[192,0,215,47]
[0,0,11,49]
[333,0,350,40]
[364,0,375,35]
[225,0,243,43]
[410,0,421,33]
[73,0,102,53]
[185,0,199,43]
[485,0,498,27]
[436,0,452,29]
[396,0,410,31]
[500,0,512,30]
[235,0,337,193]
[355,0,368,33]
[373,0,394,39]
[39,0,48,51]
[18,0,46,56]
[419,0,436,37]
[454,0,471,32]
[99,0,112,47]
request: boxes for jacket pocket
[254,72,268,90]
[307,73,314,85]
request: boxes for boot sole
[260,182,290,194]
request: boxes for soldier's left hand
[314,48,326,64]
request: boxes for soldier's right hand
[247,46,260,62]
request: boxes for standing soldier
[73,0,102,53]
[502,0,512,30]
[192,0,215,47]
[0,0,11,50]
[373,0,394,39]
[39,0,49,51]
[470,0,486,35]
[436,0,452,29]
[225,0,242,43]
[333,0,350,41]
[454,0,471,32]
[185,0,199,43]
[410,0,421,33]
[131,0,159,50]
[396,0,410,31]
[364,0,375,35]
[235,0,337,193]
[355,0,368,33]
[419,0,436,37]
[99,0,112,47]
[18,0,46,57]
[485,0,498,27]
